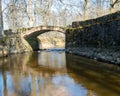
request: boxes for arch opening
[24,30,65,51]
[38,31,65,50]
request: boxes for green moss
[67,26,83,32]
[77,26,83,29]
[0,37,9,45]
[69,28,76,31]
[17,27,27,33]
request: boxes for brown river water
[0,50,120,96]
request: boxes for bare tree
[4,0,27,30]
[28,0,35,27]
[110,0,120,12]
[0,0,4,37]
[110,0,120,7]
[2,0,120,30]
[84,0,90,19]
[59,8,67,26]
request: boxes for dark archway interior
[24,30,65,51]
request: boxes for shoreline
[66,47,120,65]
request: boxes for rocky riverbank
[65,11,120,65]
[66,47,120,65]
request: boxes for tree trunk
[84,0,90,20]
[110,0,119,12]
[28,0,34,27]
[0,0,4,37]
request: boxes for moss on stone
[17,27,27,33]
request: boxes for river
[0,50,120,96]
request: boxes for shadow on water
[0,51,119,96]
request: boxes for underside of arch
[24,30,65,51]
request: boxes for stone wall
[6,33,33,54]
[0,32,32,57]
[66,11,120,64]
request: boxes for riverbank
[65,11,120,65]
[66,47,120,65]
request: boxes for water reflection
[0,51,119,96]
[38,51,65,68]
[66,54,120,96]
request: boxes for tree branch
[110,0,120,8]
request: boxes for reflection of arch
[38,51,66,69]
[21,26,65,51]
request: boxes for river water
[0,50,120,96]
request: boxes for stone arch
[21,26,65,51]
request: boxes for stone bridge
[4,26,65,51]
[4,26,66,51]
[21,26,65,50]
[21,26,65,37]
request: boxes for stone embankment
[66,11,120,64]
